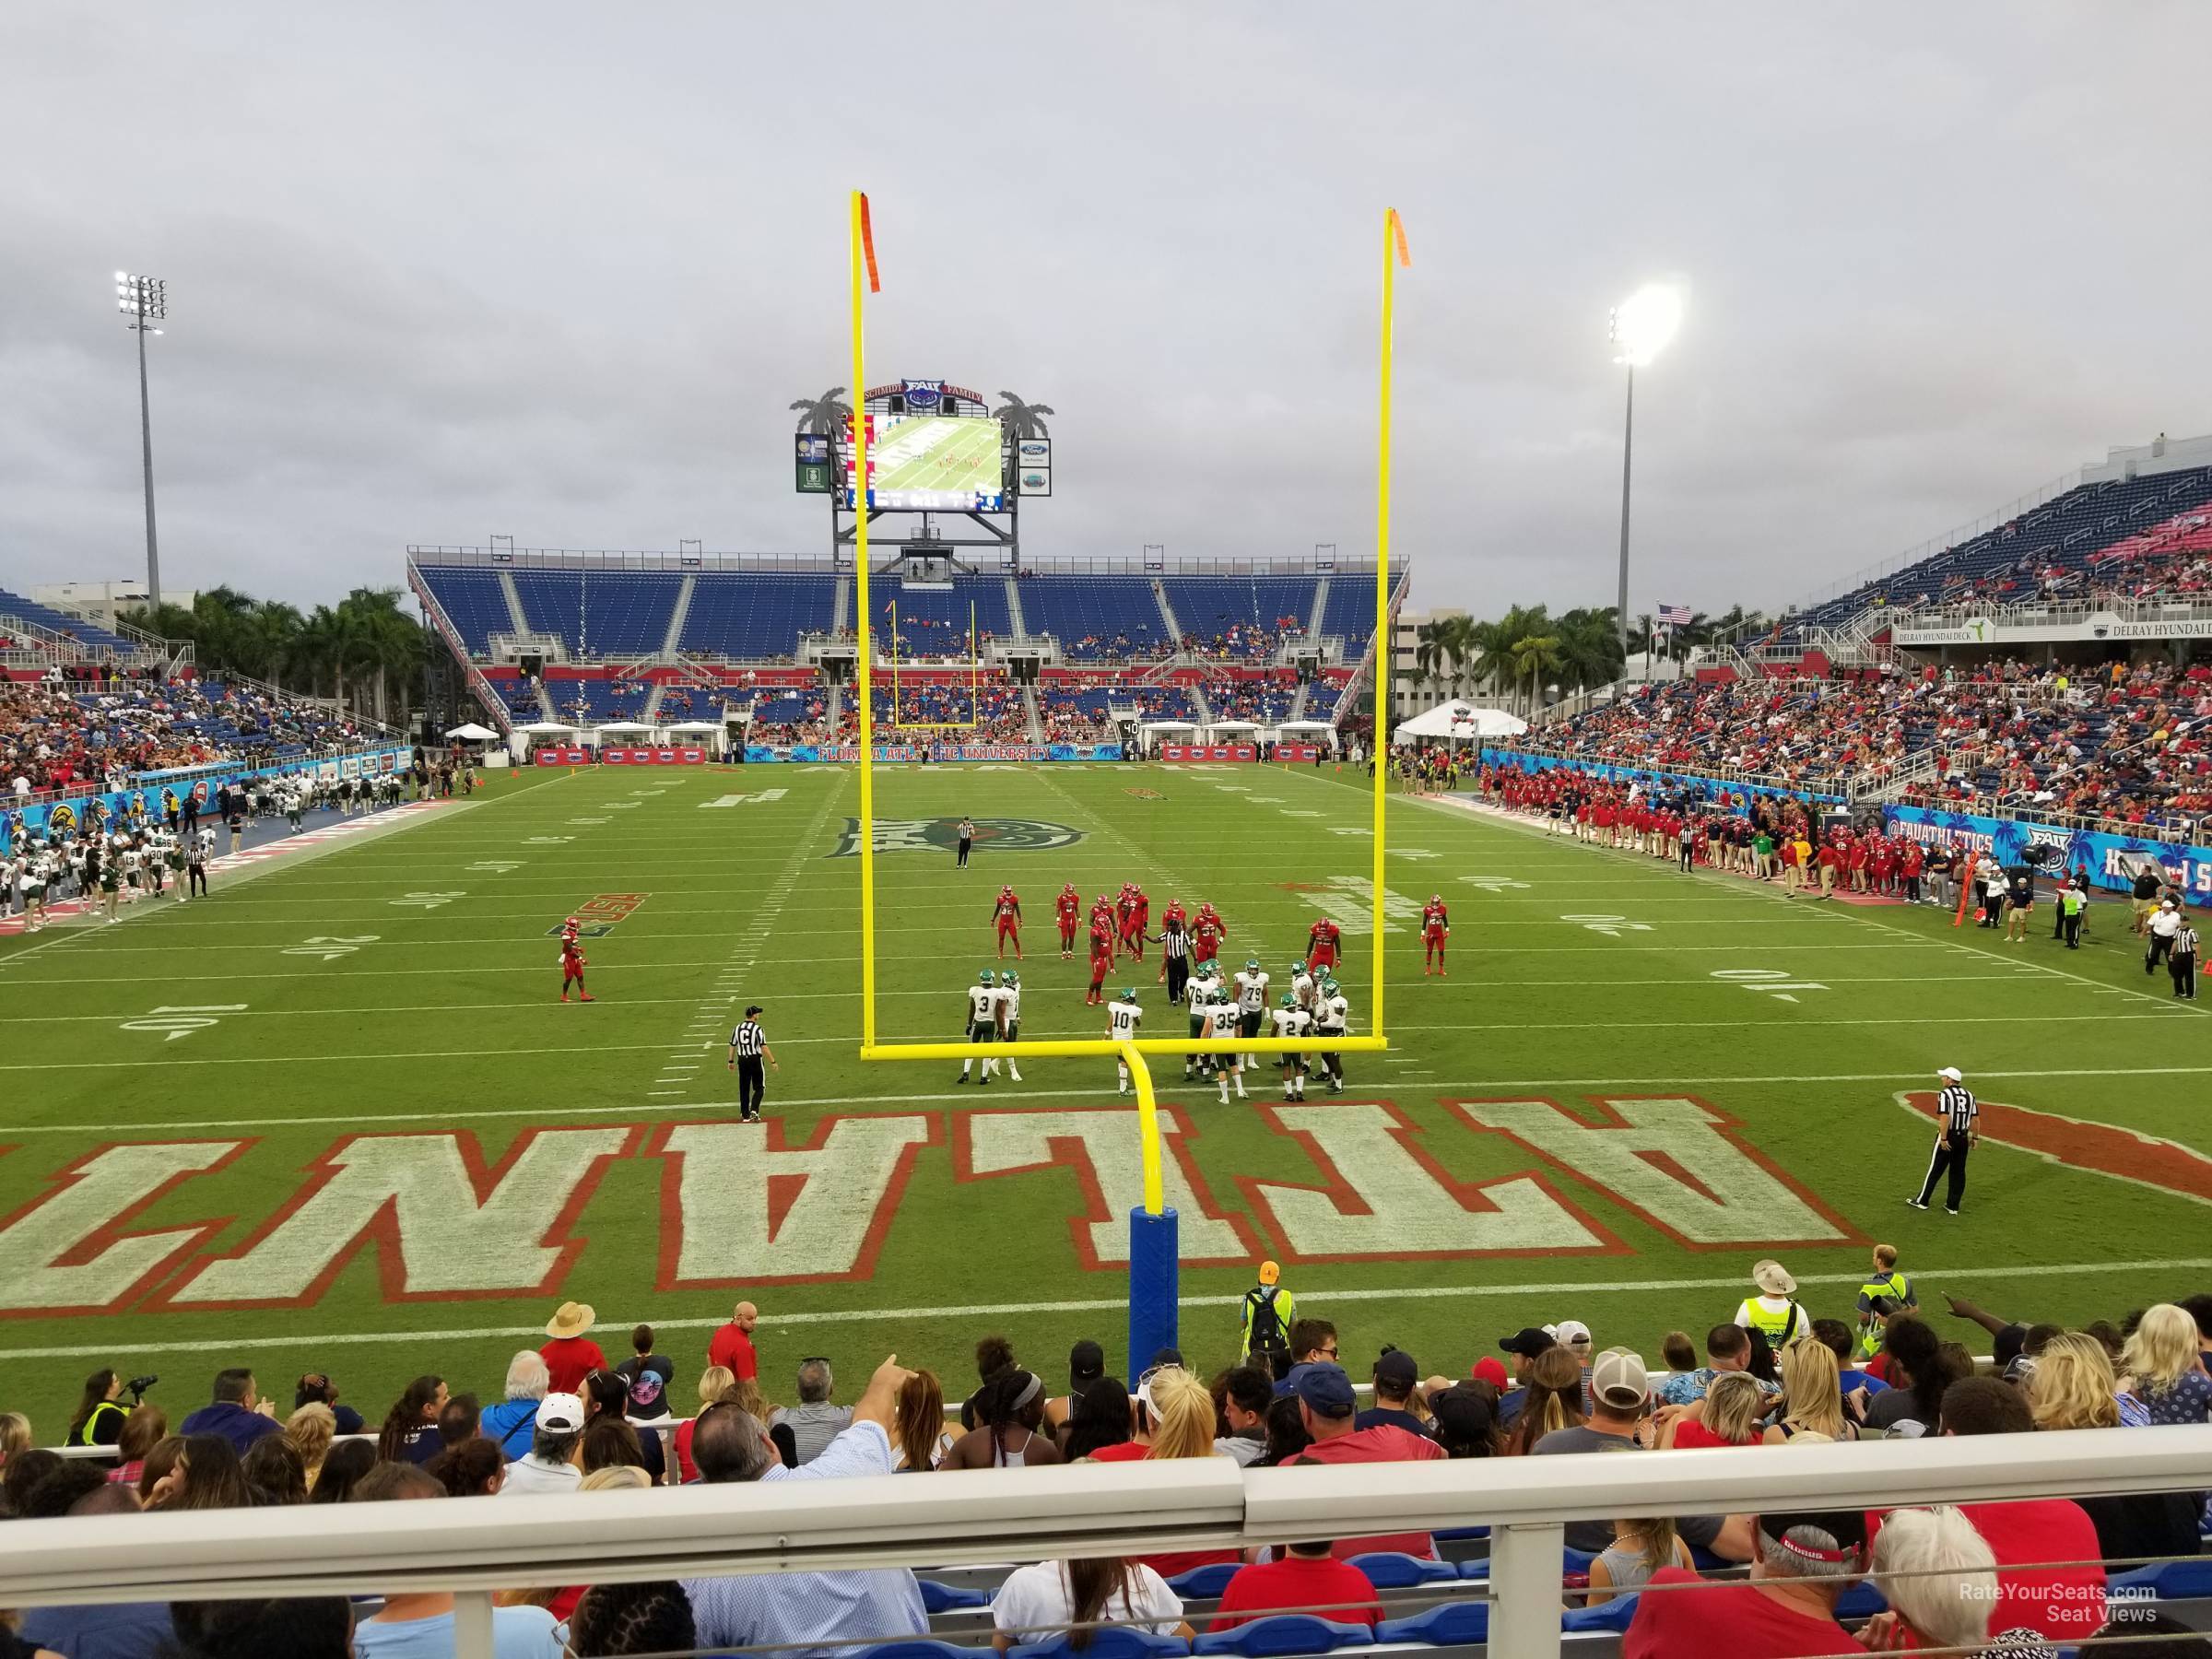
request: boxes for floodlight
[1609,283,1684,368]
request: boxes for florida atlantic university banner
[2,744,413,853]
[1883,803,2212,898]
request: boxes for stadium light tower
[115,272,169,610]
[1608,282,1683,667]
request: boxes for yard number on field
[281,935,380,962]
[1462,876,1532,891]
[391,890,466,909]
[122,1003,246,1042]
[700,789,787,808]
[1710,968,1829,1003]
[1562,913,1653,936]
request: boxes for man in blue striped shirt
[682,1356,928,1659]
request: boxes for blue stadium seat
[1344,1553,1456,1588]
[681,573,841,658]
[1020,577,1169,660]
[415,567,514,655]
[2107,1559,2212,1598]
[918,1580,992,1613]
[1373,1601,1487,1645]
[1559,1594,1638,1633]
[1193,1615,1374,1655]
[880,575,1013,644]
[1164,1562,1244,1598]
[0,587,132,652]
[1318,581,1379,652]
[1432,1527,1489,1542]
[1832,1582,1888,1620]
[1006,1630,1189,1659]
[856,1642,994,1659]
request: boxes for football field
[865,415,1003,508]
[2,759,2208,1431]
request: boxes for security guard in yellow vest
[1240,1260,1296,1366]
[1854,1244,1917,1360]
[1733,1258,1808,1350]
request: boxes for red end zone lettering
[553,893,649,937]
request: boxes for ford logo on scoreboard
[901,379,944,412]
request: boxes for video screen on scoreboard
[841,413,1005,511]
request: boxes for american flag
[1656,604,1692,625]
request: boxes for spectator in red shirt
[1207,1542,1381,1631]
[1282,1362,1444,1559]
[1625,1508,1867,1658]
[708,1300,760,1382]
[537,1301,608,1395]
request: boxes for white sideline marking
[2,1254,2204,1363]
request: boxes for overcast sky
[4,2,2207,623]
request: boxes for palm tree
[789,389,853,435]
[992,393,1054,441]
[1510,632,1564,716]
[1554,606,1624,691]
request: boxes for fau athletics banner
[742,743,1124,763]
[1159,744,1258,762]
[1883,802,2212,899]
[2,744,412,853]
[1480,748,1846,810]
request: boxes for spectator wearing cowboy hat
[1734,1261,1809,1353]
[539,1301,607,1395]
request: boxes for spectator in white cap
[1547,1320,1594,1413]
[1734,1260,1808,1352]
[1531,1349,1739,1561]
[497,1392,584,1495]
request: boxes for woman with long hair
[65,1368,129,1453]
[1503,1347,1586,1455]
[2118,1303,2212,1426]
[284,1403,336,1491]
[110,1404,167,1488]
[1428,1384,1500,1459]
[1062,1377,1134,1462]
[566,1583,695,1658]
[1262,1394,1311,1466]
[1585,1514,1691,1604]
[376,1374,447,1465]
[992,1556,1192,1652]
[307,1437,378,1504]
[582,1416,648,1477]
[943,1370,1064,1468]
[893,1369,951,1471]
[1660,1371,1766,1448]
[426,1436,505,1498]
[241,1434,309,1506]
[1762,1341,1857,1443]
[146,1433,253,1512]
[2030,1332,2122,1431]
[0,1410,31,1471]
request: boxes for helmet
[1122,987,1138,1004]
[1003,971,1019,988]
[564,916,580,927]
[1289,961,1307,977]
[1245,957,1261,971]
[1279,993,1298,1008]
[1096,894,1108,906]
[978,970,995,986]
[1001,884,1013,894]
[1430,894,1441,905]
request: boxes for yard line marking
[5,1254,2206,1362]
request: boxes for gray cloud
[2,1,2206,621]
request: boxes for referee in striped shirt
[727,1005,777,1124]
[1152,916,1193,1005]
[1909,1065,1978,1216]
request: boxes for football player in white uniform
[982,971,1024,1085]
[1207,987,1246,1102]
[1313,971,1350,1093]
[1108,987,1143,1094]
[1289,960,1317,1015]
[1232,958,1269,1070]
[1183,966,1217,1081]
[956,969,1005,1085]
[1270,994,1312,1100]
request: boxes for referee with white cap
[727,1005,778,1124]
[1909,1065,1978,1216]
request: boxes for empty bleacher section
[1319,578,1381,651]
[412,567,513,655]
[677,574,840,659]
[508,571,686,658]
[879,575,1014,650]
[0,586,133,654]
[1160,576,1318,657]
[1018,575,1171,660]
[541,676,653,725]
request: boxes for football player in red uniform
[1306,914,1342,973]
[1086,916,1114,1005]
[559,938,593,1003]
[1192,910,1225,967]
[1055,883,1081,959]
[1420,894,1450,976]
[1125,886,1150,959]
[1090,893,1117,962]
[991,885,1023,959]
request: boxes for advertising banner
[1480,748,1846,809]
[1883,803,2212,898]
[533,747,591,766]
[1275,744,1324,762]
[598,747,706,765]
[1160,744,1257,762]
[4,744,414,853]
[741,744,1123,764]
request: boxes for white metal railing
[6,1428,2207,1659]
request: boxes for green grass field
[2,759,2207,1435]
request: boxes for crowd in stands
[1,1271,2204,1657]
[876,684,1029,742]
[1530,660,2212,835]
[1865,508,2212,618]
[1180,619,1299,663]
[5,676,368,799]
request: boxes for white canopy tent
[1392,700,1528,747]
[444,722,500,743]
[509,721,581,762]
[661,720,725,755]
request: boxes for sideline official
[727,1005,778,1123]
[1909,1065,1978,1217]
